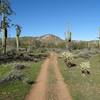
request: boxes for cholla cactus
[62,51,74,67]
[80,61,91,75]
[62,51,73,62]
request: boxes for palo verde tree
[0,0,13,54]
[15,25,21,52]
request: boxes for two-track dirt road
[25,52,72,100]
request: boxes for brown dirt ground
[25,52,72,100]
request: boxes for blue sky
[7,0,100,40]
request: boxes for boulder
[14,64,26,70]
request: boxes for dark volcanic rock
[0,70,23,84]
[14,64,26,70]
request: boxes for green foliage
[0,61,42,100]
[0,63,11,78]
[71,41,89,50]
[56,42,66,48]
[0,0,13,15]
[0,0,14,54]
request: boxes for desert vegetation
[0,0,49,99]
[0,0,100,100]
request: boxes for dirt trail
[25,53,72,100]
[53,53,72,100]
[25,58,49,100]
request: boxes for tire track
[25,58,49,100]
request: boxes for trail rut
[25,53,72,100]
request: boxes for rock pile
[0,64,34,85]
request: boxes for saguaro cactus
[67,31,72,51]
[67,31,72,42]
[15,25,21,52]
[65,30,72,51]
[65,23,72,51]
[98,27,100,48]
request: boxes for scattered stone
[34,58,39,62]
[22,78,35,85]
[26,80,35,85]
[0,70,23,84]
[64,61,76,68]
[76,49,91,59]
[14,64,26,70]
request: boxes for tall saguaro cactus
[15,25,21,52]
[98,27,100,48]
[67,31,72,51]
[0,0,13,54]
[65,24,72,51]
[67,31,72,42]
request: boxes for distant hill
[0,34,64,48]
[36,34,63,44]
[17,34,64,45]
[0,33,98,49]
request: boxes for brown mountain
[36,34,63,44]
[1,34,63,48]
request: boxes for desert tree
[0,0,13,54]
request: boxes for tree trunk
[67,41,72,51]
[1,14,7,54]
[2,28,7,54]
[99,39,100,48]
[16,35,19,52]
